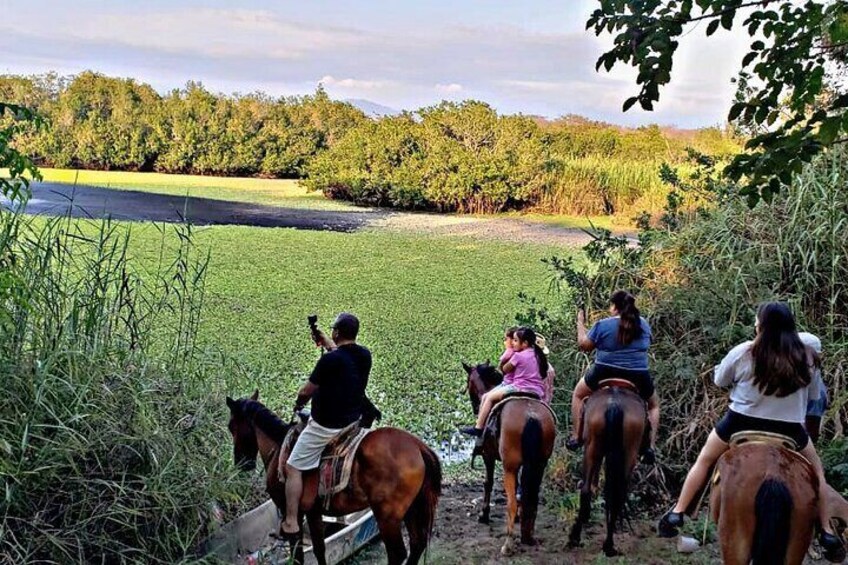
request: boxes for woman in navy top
[567,290,659,462]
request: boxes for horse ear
[484,359,491,367]
[226,396,236,410]
[250,389,259,401]
[462,361,473,375]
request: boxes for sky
[1,0,752,127]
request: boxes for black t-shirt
[309,343,372,429]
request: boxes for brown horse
[226,390,442,565]
[462,362,557,555]
[710,440,847,564]
[567,384,647,556]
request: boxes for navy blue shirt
[587,316,651,370]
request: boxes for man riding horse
[281,312,372,541]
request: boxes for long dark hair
[610,290,642,345]
[751,302,811,397]
[515,327,548,379]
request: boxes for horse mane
[476,363,503,387]
[241,399,289,443]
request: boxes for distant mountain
[344,98,400,118]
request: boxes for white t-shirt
[714,340,821,423]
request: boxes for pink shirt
[500,348,516,384]
[509,348,545,398]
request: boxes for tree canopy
[589,0,848,203]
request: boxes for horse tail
[410,442,442,541]
[602,400,627,524]
[520,417,545,532]
[751,478,792,565]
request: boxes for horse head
[462,360,503,416]
[226,390,261,471]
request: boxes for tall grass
[528,146,848,498]
[0,192,242,561]
[536,157,667,216]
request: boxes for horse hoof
[501,539,514,556]
[521,536,537,546]
[603,545,621,557]
[567,538,581,549]
[478,514,490,525]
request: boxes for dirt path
[356,480,838,564]
[16,183,605,245]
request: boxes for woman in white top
[658,302,839,551]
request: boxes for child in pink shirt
[460,327,549,437]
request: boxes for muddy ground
[17,183,605,246]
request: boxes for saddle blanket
[280,421,371,499]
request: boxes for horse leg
[376,517,408,565]
[305,506,326,565]
[501,466,519,556]
[479,455,495,524]
[569,443,600,548]
[404,504,428,565]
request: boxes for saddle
[597,378,640,395]
[710,431,814,490]
[278,419,370,506]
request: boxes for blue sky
[2,0,751,127]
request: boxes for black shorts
[714,410,809,450]
[584,363,654,400]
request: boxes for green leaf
[819,118,843,145]
[728,103,746,122]
[622,97,639,112]
[706,19,720,36]
[742,52,758,67]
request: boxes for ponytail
[610,290,642,346]
[516,327,548,380]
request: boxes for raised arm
[576,310,596,352]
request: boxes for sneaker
[459,426,483,437]
[819,531,846,563]
[657,511,684,538]
[565,437,583,452]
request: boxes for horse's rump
[711,443,818,565]
[482,397,557,459]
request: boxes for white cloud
[0,2,752,126]
[320,75,393,90]
[435,83,463,93]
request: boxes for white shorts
[287,418,344,471]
